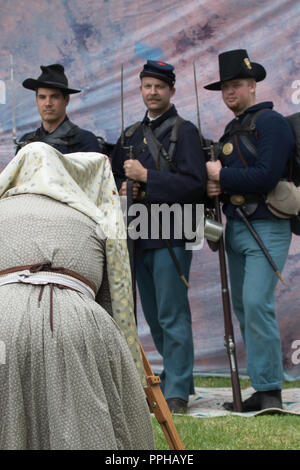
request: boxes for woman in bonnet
[0,142,154,450]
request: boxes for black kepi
[204,49,266,91]
[22,64,80,94]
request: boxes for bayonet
[121,63,125,148]
[10,54,18,147]
[193,62,204,148]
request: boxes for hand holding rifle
[123,159,148,183]
[206,179,222,198]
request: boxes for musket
[210,144,243,412]
[126,146,137,318]
[120,64,137,319]
[193,62,243,412]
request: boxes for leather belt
[229,193,265,206]
[0,262,97,333]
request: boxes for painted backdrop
[0,0,299,380]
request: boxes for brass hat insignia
[244,58,252,70]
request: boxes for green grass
[152,377,300,450]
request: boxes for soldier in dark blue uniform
[112,60,207,413]
[17,64,101,154]
[205,49,294,411]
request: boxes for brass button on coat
[222,142,233,155]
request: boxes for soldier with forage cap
[205,49,294,411]
[18,64,101,154]
[112,60,207,413]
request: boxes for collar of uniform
[147,111,162,121]
[40,115,70,135]
[142,104,177,129]
[235,101,273,122]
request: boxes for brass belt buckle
[230,194,245,205]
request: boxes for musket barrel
[192,68,242,412]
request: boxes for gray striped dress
[0,194,154,450]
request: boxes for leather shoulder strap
[20,120,82,147]
[168,116,185,161]
[142,116,185,172]
[125,121,142,138]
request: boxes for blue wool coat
[112,105,207,249]
[219,102,295,219]
[17,116,101,154]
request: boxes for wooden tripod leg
[140,344,185,450]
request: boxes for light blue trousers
[136,246,194,401]
[225,217,292,391]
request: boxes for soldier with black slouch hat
[17,64,102,154]
[205,49,294,412]
[111,60,207,414]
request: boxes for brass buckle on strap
[230,194,246,205]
